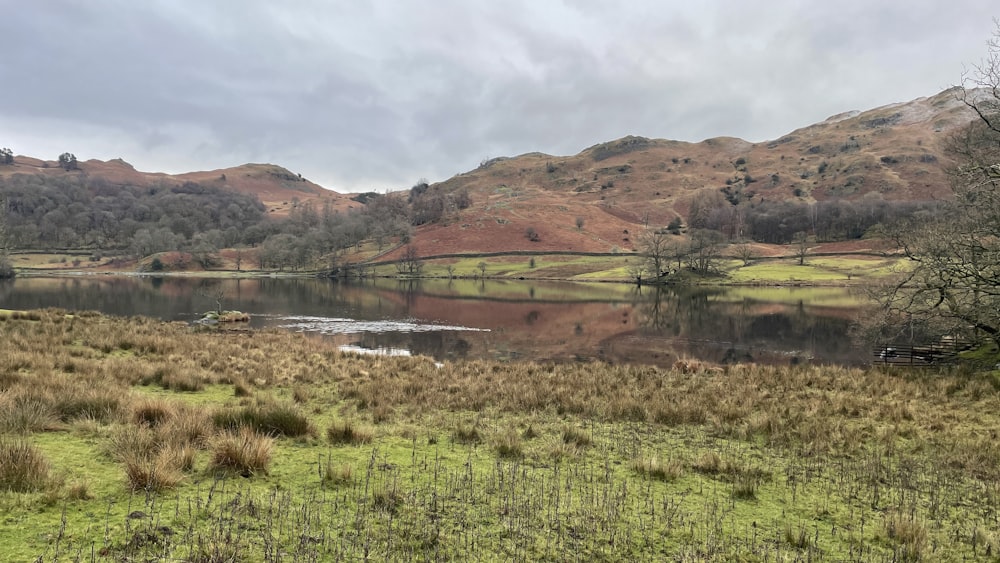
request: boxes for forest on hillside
[0,174,474,270]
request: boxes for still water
[0,276,870,366]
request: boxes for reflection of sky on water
[337,344,412,357]
[270,315,490,336]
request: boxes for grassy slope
[2,311,1000,561]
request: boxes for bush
[210,427,273,475]
[0,437,51,492]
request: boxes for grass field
[1,310,999,561]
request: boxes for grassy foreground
[1,311,1000,561]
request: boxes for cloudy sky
[1,1,997,192]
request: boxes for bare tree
[685,229,725,275]
[396,245,423,276]
[732,242,757,266]
[869,22,1000,347]
[792,231,810,266]
[637,230,672,282]
[0,195,14,278]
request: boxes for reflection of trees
[633,286,864,363]
[633,285,726,333]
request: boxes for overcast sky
[1,1,997,192]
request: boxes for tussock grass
[121,449,184,492]
[631,455,684,481]
[212,401,313,437]
[326,419,374,445]
[0,437,51,492]
[560,425,591,448]
[131,397,176,427]
[0,394,59,433]
[322,457,354,485]
[451,422,481,444]
[885,511,928,562]
[491,428,524,459]
[210,427,273,475]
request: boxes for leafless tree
[869,22,1000,346]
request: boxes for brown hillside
[402,88,976,257]
[0,157,355,217]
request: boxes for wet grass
[1,310,999,560]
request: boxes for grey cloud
[1,1,998,191]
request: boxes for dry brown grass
[326,419,373,445]
[210,427,273,475]
[0,437,51,492]
[631,455,684,481]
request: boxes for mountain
[0,157,356,217]
[391,88,977,257]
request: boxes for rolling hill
[0,157,357,217]
[384,87,977,258]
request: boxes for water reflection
[0,276,869,366]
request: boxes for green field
[1,311,999,560]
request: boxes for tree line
[0,173,471,272]
[687,190,944,244]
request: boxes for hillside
[0,157,355,217]
[386,88,977,258]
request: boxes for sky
[1,1,997,193]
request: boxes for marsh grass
[885,510,928,561]
[212,401,313,437]
[121,450,184,492]
[326,419,373,445]
[451,422,481,444]
[3,310,1000,561]
[0,437,51,492]
[491,428,524,459]
[0,394,58,433]
[631,455,684,481]
[210,427,273,475]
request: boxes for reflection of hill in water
[1,277,868,366]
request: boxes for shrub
[210,427,273,475]
[0,438,51,492]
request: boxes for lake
[0,276,871,366]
